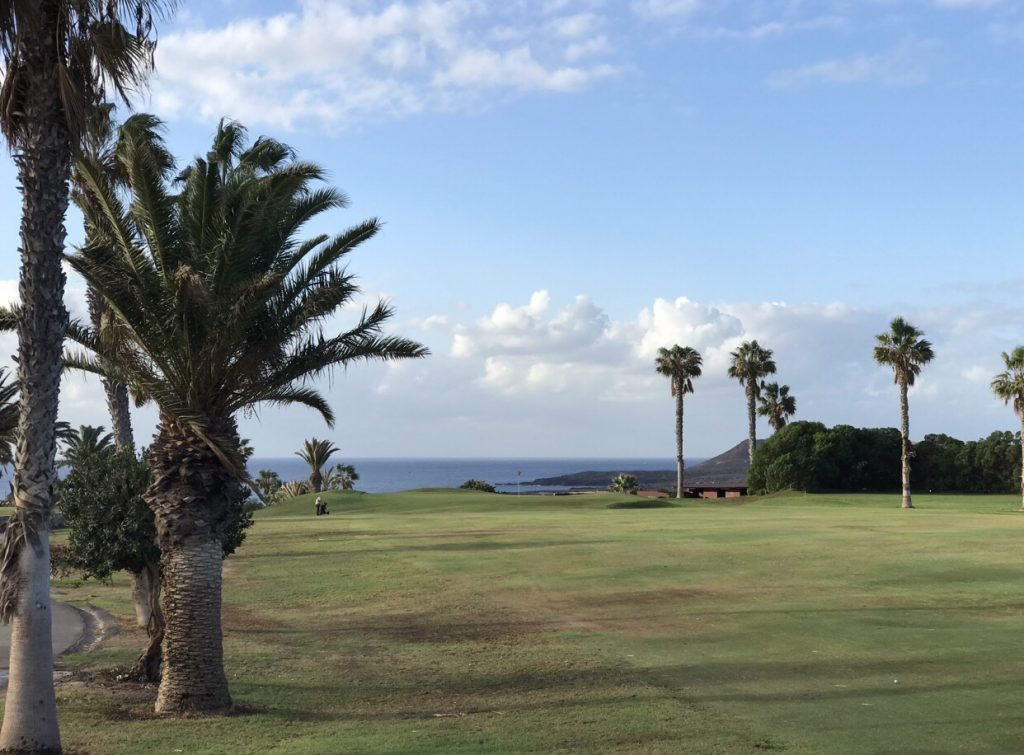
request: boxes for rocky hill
[529,440,757,490]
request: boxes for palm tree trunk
[899,379,913,509]
[310,469,323,493]
[0,9,70,749]
[88,292,135,449]
[103,379,133,448]
[148,418,233,713]
[746,379,757,464]
[675,391,684,499]
[1019,414,1024,512]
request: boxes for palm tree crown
[655,345,703,396]
[61,424,114,468]
[758,383,797,432]
[68,118,428,470]
[727,340,777,389]
[991,346,1024,511]
[873,317,934,385]
[990,347,1024,417]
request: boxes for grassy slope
[45,490,1024,754]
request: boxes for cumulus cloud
[151,1,621,130]
[8,283,1021,456]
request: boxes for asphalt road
[0,601,86,670]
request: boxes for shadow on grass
[607,500,680,509]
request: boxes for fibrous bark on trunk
[746,378,758,464]
[87,289,134,449]
[675,390,684,499]
[147,416,234,713]
[1018,415,1023,512]
[899,379,913,509]
[0,5,70,749]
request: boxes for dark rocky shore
[530,440,754,489]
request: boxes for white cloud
[632,0,703,20]
[768,38,935,88]
[5,282,1022,457]
[566,35,612,61]
[548,12,601,39]
[151,1,620,129]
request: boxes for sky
[1,0,1023,458]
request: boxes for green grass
[39,489,1024,753]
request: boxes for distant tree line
[748,421,1022,495]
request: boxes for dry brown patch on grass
[573,586,720,608]
[321,609,551,644]
[522,585,737,638]
[222,602,292,635]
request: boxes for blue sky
[1,0,1022,458]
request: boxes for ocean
[248,457,703,494]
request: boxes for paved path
[0,600,87,670]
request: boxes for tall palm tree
[68,118,427,713]
[297,438,341,493]
[873,317,934,509]
[728,340,777,464]
[757,383,797,433]
[0,3,172,747]
[991,346,1024,511]
[75,109,175,450]
[655,345,702,499]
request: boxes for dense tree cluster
[749,421,1022,495]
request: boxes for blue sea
[248,457,701,494]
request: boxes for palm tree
[255,469,283,500]
[728,341,777,464]
[68,119,428,713]
[758,383,797,433]
[609,473,639,495]
[296,439,341,493]
[873,317,934,509]
[991,346,1024,511]
[324,463,359,491]
[655,345,702,499]
[0,3,172,747]
[75,109,176,450]
[60,425,114,468]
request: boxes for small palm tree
[610,473,639,495]
[0,3,173,745]
[60,425,114,468]
[296,439,341,493]
[728,341,777,463]
[758,383,797,433]
[655,345,702,499]
[255,469,283,501]
[874,317,934,509]
[991,346,1024,511]
[69,118,427,713]
[324,463,359,491]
